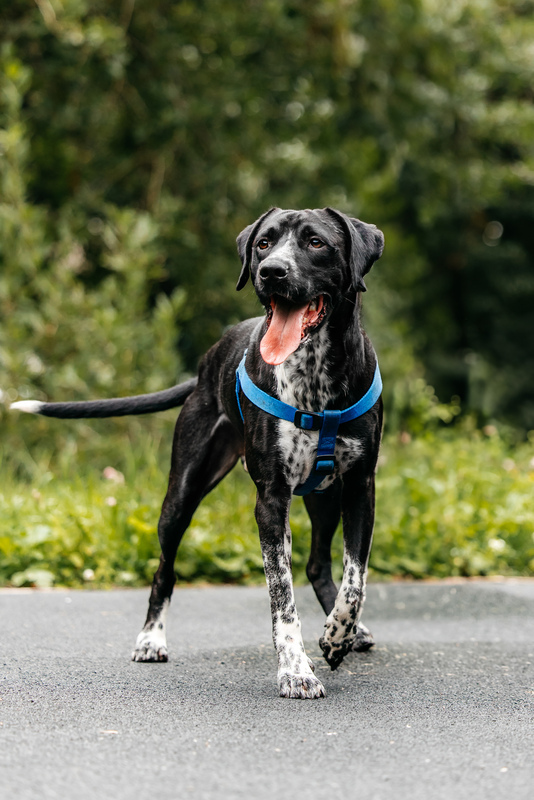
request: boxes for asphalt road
[1,580,533,799]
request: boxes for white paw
[131,628,168,662]
[320,599,359,669]
[278,671,326,699]
[132,643,168,662]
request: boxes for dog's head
[236,207,384,365]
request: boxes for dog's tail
[9,378,198,419]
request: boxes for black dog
[12,207,384,699]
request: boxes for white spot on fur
[275,326,332,410]
[274,329,363,492]
[263,233,299,268]
[10,400,44,414]
[132,599,169,662]
[274,608,324,698]
[261,521,325,698]
[322,554,366,653]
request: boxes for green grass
[1,424,533,588]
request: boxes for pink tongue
[260,299,309,365]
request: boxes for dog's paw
[319,635,353,671]
[131,628,168,662]
[352,622,375,652]
[278,671,326,699]
[132,643,168,662]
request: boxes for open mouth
[260,295,328,365]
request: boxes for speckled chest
[273,329,362,492]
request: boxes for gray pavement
[1,580,533,799]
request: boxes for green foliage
[1,427,532,587]
[0,45,185,475]
[1,2,533,586]
[1,1,533,427]
[372,425,534,578]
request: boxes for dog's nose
[258,262,288,282]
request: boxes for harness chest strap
[235,350,382,495]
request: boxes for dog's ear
[235,222,256,291]
[236,208,279,291]
[325,208,384,292]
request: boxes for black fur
[33,379,198,418]
[13,208,384,699]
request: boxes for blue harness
[235,350,382,496]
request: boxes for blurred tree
[1,0,533,430]
[0,45,184,468]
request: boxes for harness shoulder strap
[235,350,382,495]
[236,350,297,424]
[339,363,382,423]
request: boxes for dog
[12,207,384,699]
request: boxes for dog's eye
[257,239,270,250]
[309,238,324,248]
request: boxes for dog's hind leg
[132,399,241,663]
[304,481,342,615]
[304,482,374,652]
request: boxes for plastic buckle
[293,410,323,431]
[314,456,336,474]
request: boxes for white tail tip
[10,400,44,414]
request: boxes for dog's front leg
[319,470,376,670]
[255,488,326,699]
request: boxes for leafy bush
[0,50,185,477]
[2,2,534,425]
[372,425,534,579]
[1,426,532,588]
[1,3,533,588]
